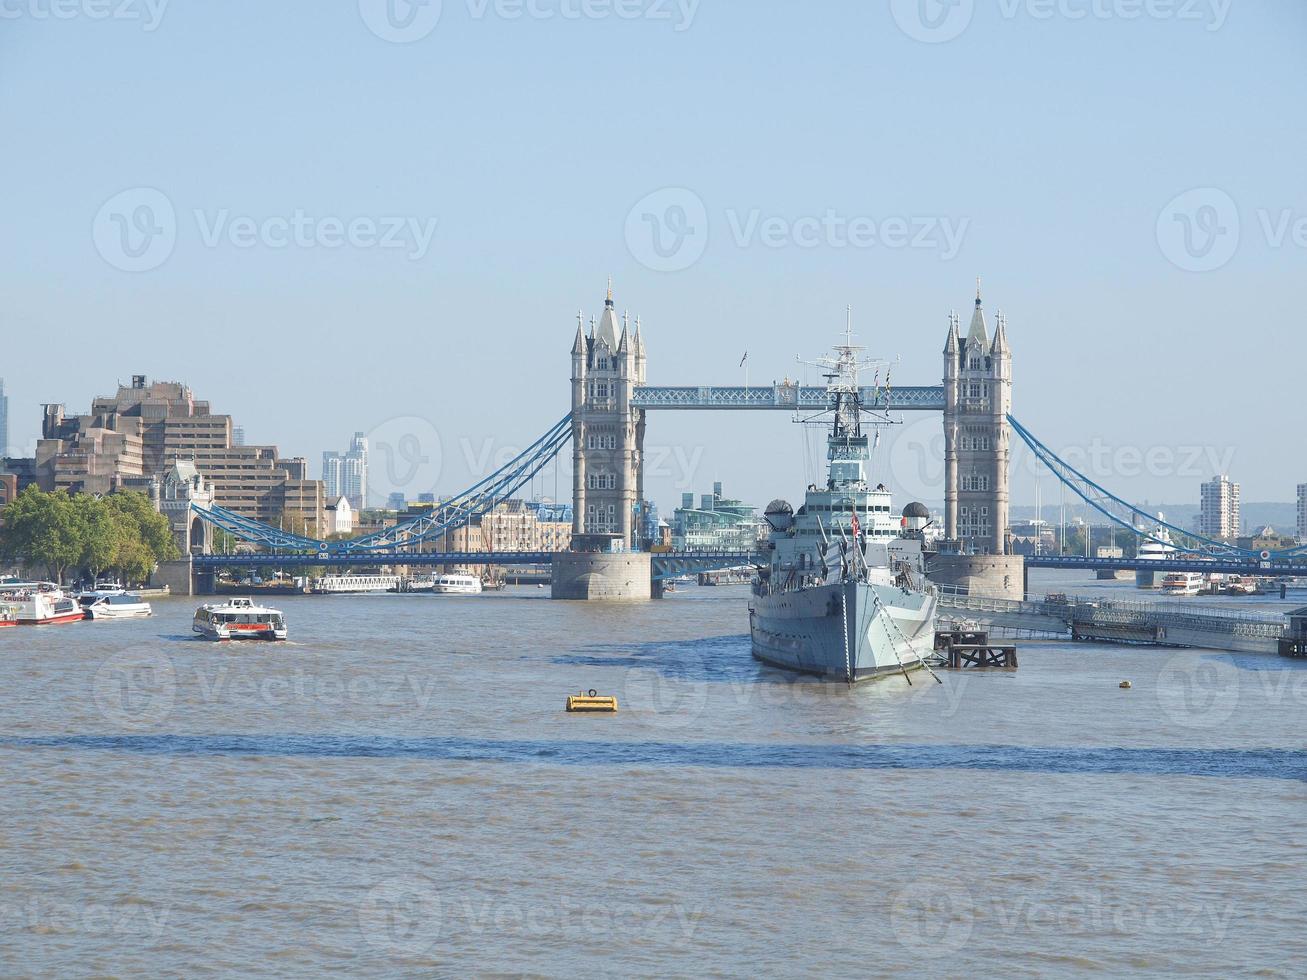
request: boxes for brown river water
[1,571,1304,977]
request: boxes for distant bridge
[192,550,757,579]
[1025,554,1307,577]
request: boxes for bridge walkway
[937,588,1286,654]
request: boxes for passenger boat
[431,574,483,595]
[76,583,129,609]
[85,593,153,620]
[192,597,287,640]
[310,574,400,594]
[748,336,937,682]
[0,582,85,625]
[1160,571,1205,596]
[1135,517,1177,589]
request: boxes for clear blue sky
[2,0,1303,513]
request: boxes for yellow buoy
[567,689,618,713]
[1119,680,1132,689]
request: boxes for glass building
[671,482,762,552]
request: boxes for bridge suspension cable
[193,413,574,555]
[1008,415,1307,559]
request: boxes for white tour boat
[85,593,153,620]
[1160,571,1205,596]
[431,574,483,595]
[0,581,84,625]
[192,597,288,640]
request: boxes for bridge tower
[943,281,1011,554]
[569,280,646,547]
[553,282,652,600]
[935,282,1022,598]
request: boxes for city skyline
[3,4,1305,509]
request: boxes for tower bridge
[556,280,1016,598]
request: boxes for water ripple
[3,734,1303,782]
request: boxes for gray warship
[748,338,938,682]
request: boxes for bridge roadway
[1025,554,1307,577]
[191,551,756,576]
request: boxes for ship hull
[749,580,937,682]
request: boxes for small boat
[76,584,129,609]
[432,574,483,595]
[0,582,84,625]
[1160,572,1205,596]
[1222,575,1257,596]
[193,597,287,640]
[85,593,153,620]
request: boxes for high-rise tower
[570,280,646,549]
[943,281,1012,555]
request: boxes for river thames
[2,573,1305,976]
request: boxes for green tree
[105,490,178,583]
[74,494,123,581]
[0,486,86,583]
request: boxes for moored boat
[748,333,937,683]
[1160,571,1204,596]
[86,593,153,620]
[432,574,483,595]
[0,582,84,625]
[193,597,287,640]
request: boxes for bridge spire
[572,309,586,355]
[966,277,989,348]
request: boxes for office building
[322,431,368,511]
[31,375,323,534]
[671,482,762,552]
